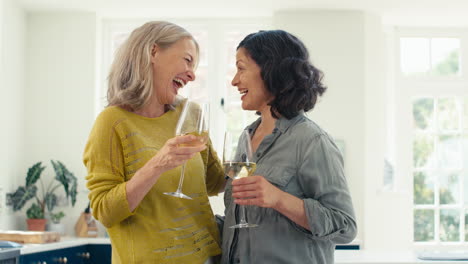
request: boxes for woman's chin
[241,103,255,111]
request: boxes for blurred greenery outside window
[412,96,468,243]
[400,37,460,77]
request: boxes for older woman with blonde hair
[83,21,225,264]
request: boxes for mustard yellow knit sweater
[83,103,224,264]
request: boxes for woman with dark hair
[221,30,357,264]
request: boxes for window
[413,96,468,242]
[400,37,460,76]
[397,29,468,245]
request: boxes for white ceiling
[17,0,468,26]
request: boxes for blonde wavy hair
[107,21,199,110]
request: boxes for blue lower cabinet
[85,244,111,264]
[20,245,88,264]
[335,244,360,250]
[20,244,111,264]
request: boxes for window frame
[395,27,468,248]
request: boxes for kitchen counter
[20,237,110,255]
[18,238,468,263]
[335,250,468,264]
[0,247,20,261]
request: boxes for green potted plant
[50,211,66,224]
[48,211,66,235]
[7,160,77,231]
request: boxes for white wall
[362,14,413,250]
[274,10,368,244]
[23,12,97,234]
[1,6,414,248]
[0,0,26,230]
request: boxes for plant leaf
[70,178,77,206]
[45,192,57,212]
[51,160,77,206]
[26,203,44,219]
[51,160,67,192]
[6,185,37,211]
[50,211,65,223]
[26,162,45,187]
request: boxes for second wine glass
[164,100,209,200]
[223,130,258,228]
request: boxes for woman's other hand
[231,175,283,208]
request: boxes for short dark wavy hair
[237,30,327,119]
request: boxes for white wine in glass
[223,162,256,180]
[164,100,210,200]
[223,130,258,228]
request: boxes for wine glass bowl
[164,100,210,200]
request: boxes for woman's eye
[185,58,192,63]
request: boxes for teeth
[240,90,248,95]
[173,78,185,88]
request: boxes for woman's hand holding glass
[164,100,210,199]
[231,175,283,209]
[148,134,207,173]
[223,130,258,228]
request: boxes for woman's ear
[150,44,160,63]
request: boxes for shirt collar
[246,111,305,134]
[246,117,262,134]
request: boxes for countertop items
[0,240,22,248]
[0,230,60,244]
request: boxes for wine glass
[164,100,210,200]
[223,130,258,228]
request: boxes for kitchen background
[1,0,468,254]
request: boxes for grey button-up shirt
[221,113,357,264]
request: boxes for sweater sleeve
[298,134,357,244]
[202,139,225,196]
[83,114,135,228]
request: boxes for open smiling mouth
[240,89,248,99]
[173,78,186,89]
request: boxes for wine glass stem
[176,162,187,193]
[239,205,248,225]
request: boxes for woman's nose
[186,70,195,82]
[231,74,238,86]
